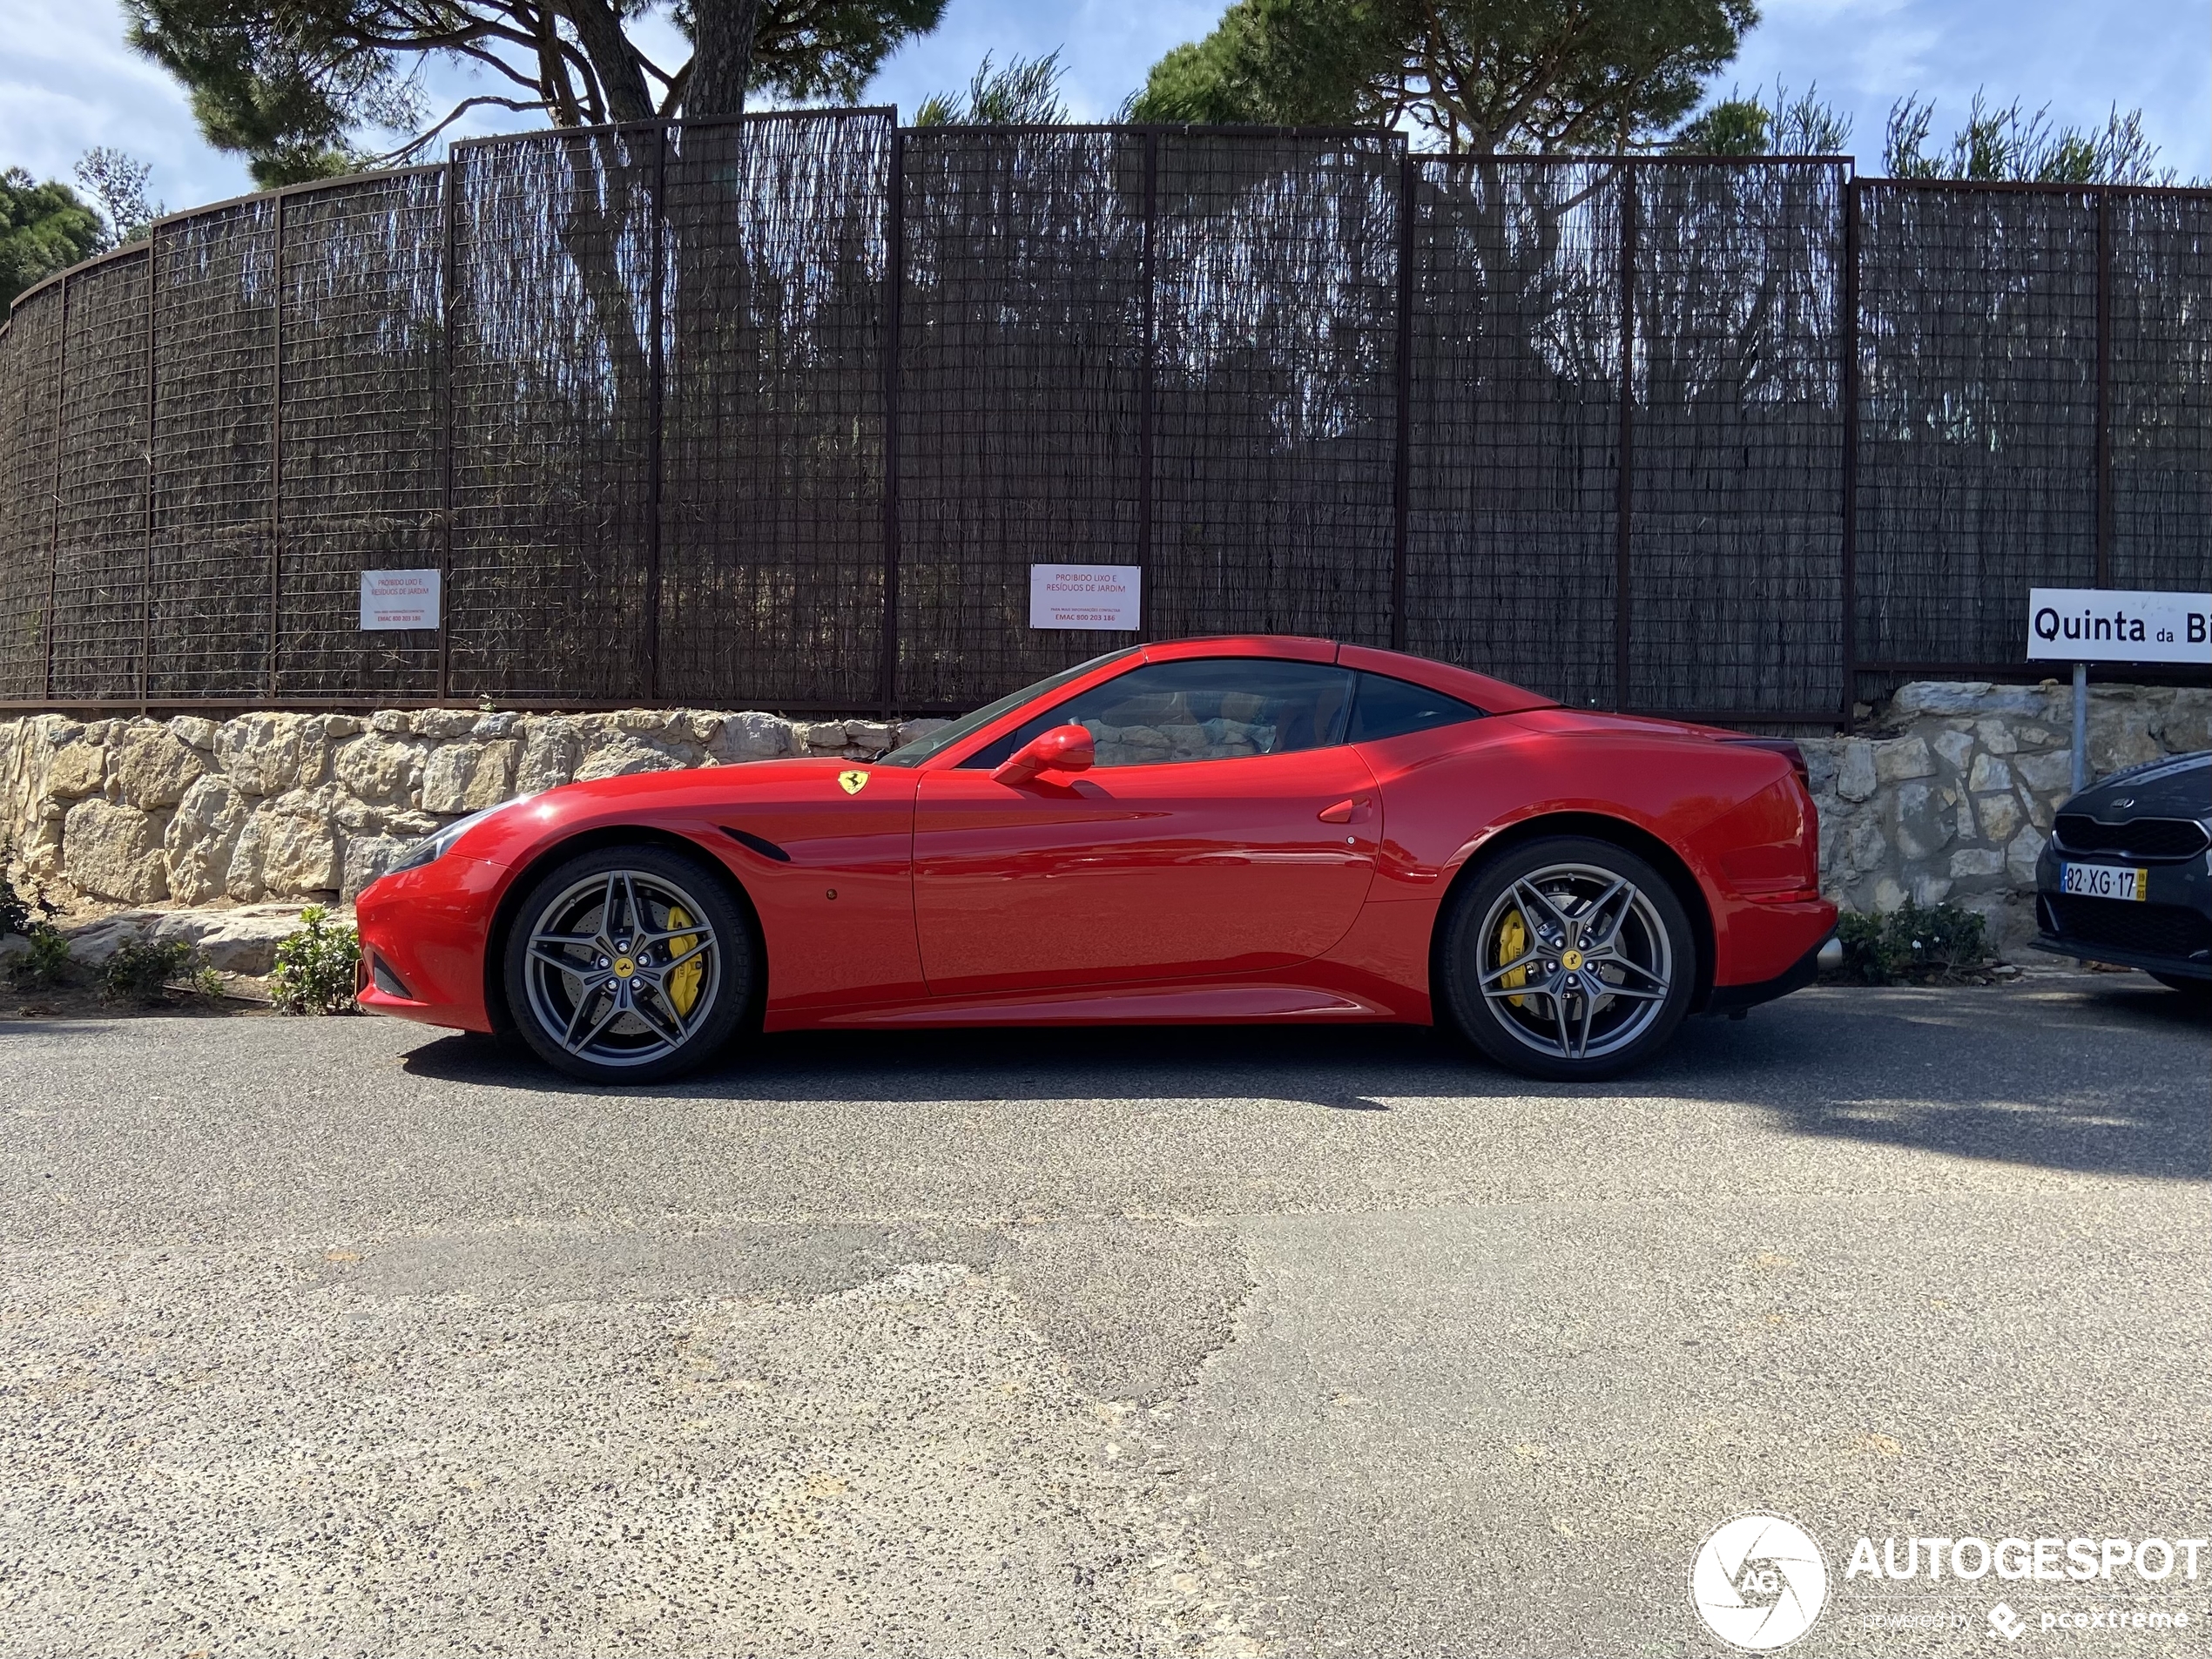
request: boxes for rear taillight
[1723,737,1810,789]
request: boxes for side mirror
[992,724,1095,787]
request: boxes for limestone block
[2006,825,2047,886]
[845,719,894,753]
[1890,781,1952,861]
[575,737,685,781]
[1973,719,2019,756]
[1840,815,1887,880]
[384,812,440,839]
[1931,729,1975,773]
[1890,682,2047,718]
[164,777,253,907]
[1798,738,1840,797]
[1950,846,2005,879]
[370,709,414,734]
[342,834,412,900]
[1973,792,2021,845]
[462,740,520,810]
[1834,739,1877,803]
[797,720,850,752]
[516,720,583,792]
[21,803,64,880]
[896,718,951,749]
[60,910,163,966]
[1872,736,1933,785]
[2014,750,2074,794]
[322,714,361,738]
[473,710,524,739]
[678,710,725,745]
[47,740,106,799]
[167,715,219,751]
[2086,705,2162,775]
[152,905,314,975]
[2154,688,2212,755]
[332,792,382,834]
[63,798,168,903]
[253,791,341,897]
[215,714,305,796]
[1871,875,1906,914]
[1966,752,2011,793]
[420,743,483,813]
[1911,873,1952,907]
[707,711,795,765]
[334,735,424,807]
[412,708,475,738]
[111,726,206,809]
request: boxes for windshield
[873,648,1142,767]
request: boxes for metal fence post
[437,158,459,702]
[878,126,905,717]
[268,191,286,698]
[644,124,668,704]
[1614,164,1637,711]
[1839,173,1861,727]
[1390,151,1413,653]
[1137,130,1158,640]
[142,234,157,708]
[42,272,68,703]
[2094,187,2114,589]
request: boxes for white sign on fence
[1030,564,1141,631]
[2026,587,2211,664]
[360,569,442,631]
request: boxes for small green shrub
[97,936,220,1004]
[270,906,360,1015]
[8,922,72,989]
[1833,900,1992,985]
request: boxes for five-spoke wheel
[1441,836,1696,1080]
[502,846,752,1082]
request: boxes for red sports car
[355,637,1835,1082]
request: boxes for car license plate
[2060,862,2148,901]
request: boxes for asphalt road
[2,974,2206,1658]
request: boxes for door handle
[1318,797,1373,825]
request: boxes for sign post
[2026,587,2212,793]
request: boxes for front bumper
[354,853,507,1032]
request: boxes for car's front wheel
[502,845,753,1083]
[1439,835,1697,1082]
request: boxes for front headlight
[391,793,540,872]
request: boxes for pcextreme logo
[1690,1514,1831,1651]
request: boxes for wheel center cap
[613,956,636,978]
[1559,948,1585,971]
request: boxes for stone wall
[0,708,935,909]
[1800,681,2209,948]
[4,684,2205,951]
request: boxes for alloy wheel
[1473,862,1675,1062]
[520,867,723,1069]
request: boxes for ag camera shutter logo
[1689,1514,1831,1650]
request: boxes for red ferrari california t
[355,637,1835,1083]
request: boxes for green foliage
[124,0,948,180]
[1832,901,1991,986]
[1884,92,2172,185]
[74,148,165,243]
[1128,0,1757,154]
[9,924,74,991]
[914,50,1069,127]
[269,906,361,1015]
[1671,81,1851,156]
[97,937,221,1004]
[2,168,105,305]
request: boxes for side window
[963,659,1357,769]
[1346,671,1483,743]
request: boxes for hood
[2067,751,2211,822]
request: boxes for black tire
[501,844,754,1084]
[1439,835,1698,1082]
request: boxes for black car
[2033,751,2211,993]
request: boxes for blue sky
[2,0,2205,215]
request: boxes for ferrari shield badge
[838,769,869,795]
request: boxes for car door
[913,658,1381,996]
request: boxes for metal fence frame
[2,115,2206,725]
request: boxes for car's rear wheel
[502,845,753,1083]
[1440,835,1697,1082]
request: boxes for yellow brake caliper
[664,905,703,1018]
[1498,909,1529,1008]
